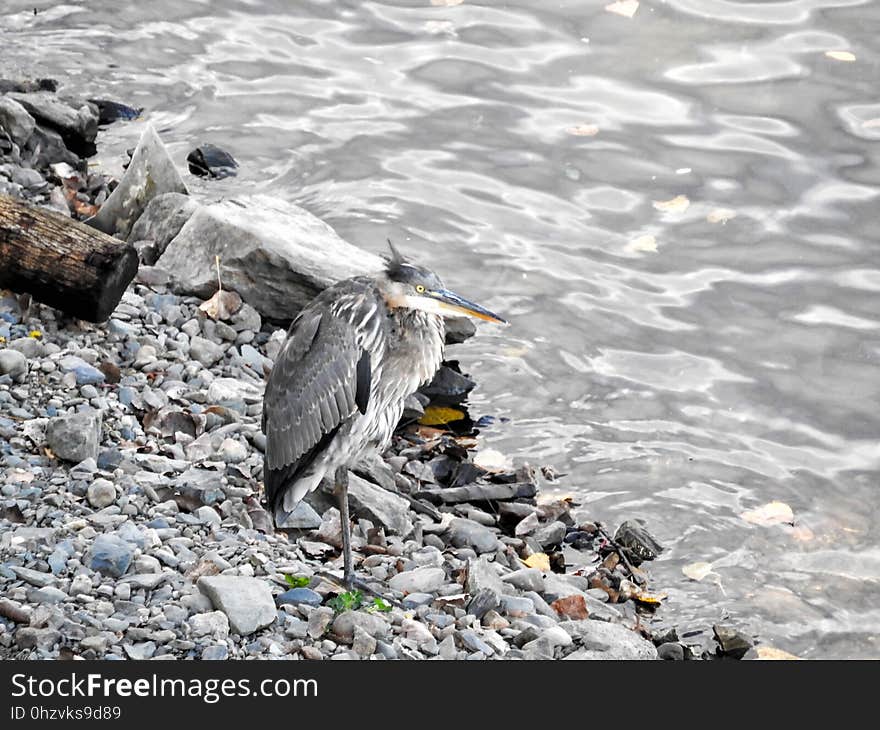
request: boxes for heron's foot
[316,569,403,609]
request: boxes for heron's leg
[334,466,355,587]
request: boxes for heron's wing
[262,291,377,510]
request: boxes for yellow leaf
[28,330,42,338]
[626,234,658,253]
[633,590,666,606]
[756,646,801,660]
[741,501,794,527]
[653,194,690,213]
[825,50,855,62]
[419,405,465,426]
[707,208,736,224]
[524,552,551,572]
[682,561,714,581]
[605,0,639,18]
[566,124,599,137]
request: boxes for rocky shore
[0,79,751,661]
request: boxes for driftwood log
[0,194,138,321]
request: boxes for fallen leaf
[861,118,880,129]
[524,552,550,572]
[633,590,667,606]
[28,330,42,338]
[707,208,737,224]
[431,0,463,5]
[473,448,510,472]
[682,561,714,582]
[551,594,589,620]
[566,123,599,137]
[756,646,801,660]
[653,194,690,213]
[419,405,465,426]
[741,501,795,527]
[788,524,815,542]
[625,234,658,253]
[825,50,856,62]
[199,289,242,321]
[605,0,639,18]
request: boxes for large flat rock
[155,195,383,322]
[197,576,276,635]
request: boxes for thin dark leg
[335,466,354,587]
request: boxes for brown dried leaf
[199,289,242,321]
[626,234,657,253]
[682,561,714,581]
[707,208,737,224]
[741,501,794,527]
[524,552,550,572]
[756,645,801,660]
[653,194,690,213]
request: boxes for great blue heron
[262,243,506,587]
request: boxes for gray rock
[561,620,659,660]
[276,588,322,607]
[467,588,499,619]
[308,607,334,639]
[8,336,44,358]
[15,627,60,651]
[658,642,684,661]
[275,501,321,530]
[347,473,413,537]
[26,586,68,604]
[197,576,276,635]
[46,410,102,463]
[0,349,27,382]
[533,520,567,549]
[352,625,377,657]
[188,611,230,639]
[90,124,187,238]
[189,337,225,367]
[156,195,382,321]
[87,478,116,509]
[457,629,494,656]
[6,91,98,143]
[123,641,157,660]
[128,192,199,262]
[447,518,499,554]
[388,567,447,594]
[465,556,505,597]
[87,534,133,578]
[0,97,36,146]
[402,592,435,609]
[332,610,390,641]
[201,645,229,660]
[10,566,55,587]
[502,568,545,593]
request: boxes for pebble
[197,576,276,635]
[0,349,27,381]
[388,567,447,594]
[87,478,117,508]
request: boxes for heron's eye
[415,285,426,293]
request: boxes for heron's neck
[390,309,445,385]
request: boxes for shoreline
[0,78,751,661]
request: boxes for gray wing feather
[262,282,383,510]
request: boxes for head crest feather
[385,239,408,278]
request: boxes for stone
[195,506,221,527]
[502,568,545,593]
[87,534,133,578]
[189,337,225,367]
[0,97,36,146]
[332,610,390,641]
[465,556,504,597]
[201,645,229,660]
[276,588,323,608]
[713,624,753,659]
[275,501,321,530]
[90,124,187,238]
[26,586,68,604]
[658,642,685,661]
[156,195,382,321]
[447,518,499,554]
[188,611,230,640]
[46,410,102,463]
[0,349,27,382]
[197,576,276,635]
[533,520,567,549]
[123,641,157,660]
[308,607,334,639]
[6,91,98,144]
[87,478,116,509]
[467,588,499,619]
[388,567,447,594]
[10,566,55,587]
[128,192,199,263]
[561,620,658,660]
[16,627,60,651]
[457,629,494,656]
[347,473,413,537]
[352,626,377,657]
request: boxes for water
[3,0,879,658]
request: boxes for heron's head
[381,241,506,324]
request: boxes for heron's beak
[430,289,507,324]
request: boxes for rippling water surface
[4,0,879,658]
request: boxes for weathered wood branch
[0,194,138,321]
